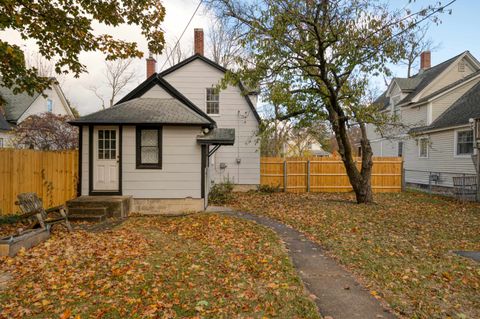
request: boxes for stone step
[67,207,107,216]
[68,213,106,223]
[66,196,131,218]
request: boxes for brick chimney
[194,28,204,56]
[146,53,156,78]
[420,51,431,70]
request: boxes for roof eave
[68,121,213,128]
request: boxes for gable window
[398,141,403,157]
[206,87,219,114]
[136,126,162,169]
[455,130,474,156]
[418,137,429,158]
[47,99,53,112]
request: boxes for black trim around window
[136,125,163,169]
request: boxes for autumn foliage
[229,191,480,318]
[12,113,78,150]
[0,214,319,318]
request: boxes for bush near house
[208,181,235,205]
[228,191,480,319]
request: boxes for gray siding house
[70,29,261,213]
[367,51,480,190]
[0,81,73,147]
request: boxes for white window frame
[47,98,53,112]
[418,137,429,158]
[397,141,403,157]
[454,129,474,158]
[205,87,220,115]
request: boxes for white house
[70,29,261,214]
[0,80,74,147]
[368,51,480,190]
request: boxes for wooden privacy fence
[0,149,78,215]
[261,156,403,193]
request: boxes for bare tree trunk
[330,107,373,204]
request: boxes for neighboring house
[368,50,480,190]
[309,143,331,157]
[284,138,330,157]
[0,80,74,147]
[70,28,261,213]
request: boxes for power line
[159,0,203,71]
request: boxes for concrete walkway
[213,208,396,319]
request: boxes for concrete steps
[68,207,107,222]
[66,196,132,222]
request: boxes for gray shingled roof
[0,111,11,130]
[197,128,235,145]
[411,80,480,133]
[0,85,41,122]
[416,70,480,103]
[398,52,466,105]
[376,51,468,111]
[374,91,390,111]
[70,98,212,125]
[394,77,423,92]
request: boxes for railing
[404,169,477,201]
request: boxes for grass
[0,214,320,319]
[228,191,480,319]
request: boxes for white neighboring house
[368,51,480,190]
[70,29,261,213]
[0,80,74,147]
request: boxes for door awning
[197,128,235,145]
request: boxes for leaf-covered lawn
[0,214,320,319]
[229,191,480,319]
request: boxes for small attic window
[458,61,466,72]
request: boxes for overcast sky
[1,0,477,116]
[1,0,212,116]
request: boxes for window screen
[456,130,473,155]
[206,88,219,114]
[419,138,428,158]
[136,126,162,169]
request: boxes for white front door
[93,126,119,191]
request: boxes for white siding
[122,126,203,198]
[404,128,476,187]
[140,85,173,99]
[0,130,13,148]
[401,104,428,127]
[161,59,260,185]
[17,84,72,123]
[430,77,480,121]
[369,139,399,157]
[418,56,476,99]
[81,126,89,196]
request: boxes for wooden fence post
[307,160,310,192]
[283,160,287,192]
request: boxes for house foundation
[133,198,204,215]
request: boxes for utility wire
[159,0,204,71]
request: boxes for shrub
[257,184,281,194]
[209,181,235,204]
